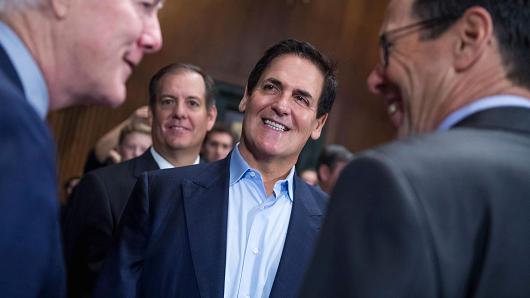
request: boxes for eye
[159,97,175,106]
[138,0,157,14]
[262,83,279,94]
[187,99,201,108]
[294,95,310,107]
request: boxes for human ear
[453,6,494,71]
[310,113,328,140]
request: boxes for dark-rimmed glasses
[379,16,458,68]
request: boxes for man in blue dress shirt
[94,39,337,298]
[0,0,162,296]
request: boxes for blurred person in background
[83,105,150,173]
[315,144,353,194]
[299,168,319,186]
[201,122,237,162]
[116,121,152,162]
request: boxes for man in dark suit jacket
[62,63,217,298]
[0,1,162,297]
[94,39,337,298]
[301,1,530,297]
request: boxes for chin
[103,87,127,108]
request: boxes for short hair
[205,123,238,146]
[316,144,354,172]
[148,63,215,111]
[412,0,530,89]
[118,122,151,146]
[246,39,337,119]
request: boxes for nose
[367,64,386,95]
[139,13,163,53]
[215,145,224,156]
[271,93,290,116]
[172,100,187,119]
[134,147,143,158]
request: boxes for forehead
[158,70,206,98]
[209,131,233,141]
[123,131,151,143]
[382,0,416,31]
[261,54,324,99]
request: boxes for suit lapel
[270,176,324,298]
[132,149,159,178]
[454,107,530,134]
[182,158,230,298]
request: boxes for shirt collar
[0,21,49,119]
[150,147,200,169]
[437,94,530,131]
[229,144,295,201]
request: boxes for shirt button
[244,295,251,298]
[249,171,255,177]
[252,247,259,255]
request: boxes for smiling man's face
[367,0,456,137]
[151,70,216,157]
[239,54,328,163]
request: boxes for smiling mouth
[168,124,191,131]
[385,95,404,129]
[263,118,290,132]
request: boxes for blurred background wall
[48,0,393,200]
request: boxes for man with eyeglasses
[301,0,530,297]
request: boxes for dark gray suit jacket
[94,154,327,298]
[301,107,530,298]
[62,150,158,298]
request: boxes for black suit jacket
[94,154,327,298]
[62,150,158,298]
[0,43,65,297]
[301,107,530,298]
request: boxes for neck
[153,144,200,167]
[237,142,295,196]
[416,60,530,134]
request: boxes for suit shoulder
[146,159,226,185]
[367,128,529,170]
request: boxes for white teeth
[264,119,287,131]
[388,102,397,115]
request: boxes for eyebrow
[265,77,314,100]
[293,89,313,101]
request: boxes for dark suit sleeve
[62,172,114,298]
[93,173,151,298]
[299,154,438,298]
[0,81,65,297]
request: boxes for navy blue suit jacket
[62,150,159,298]
[0,45,65,297]
[94,155,327,298]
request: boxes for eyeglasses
[379,16,458,68]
